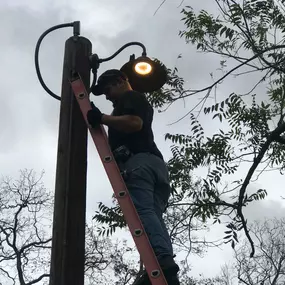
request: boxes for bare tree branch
[234,218,285,285]
[0,170,52,285]
[26,274,49,285]
[0,267,16,285]
[237,122,285,257]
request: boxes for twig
[240,69,272,97]
[20,238,52,254]
[0,267,16,284]
[27,273,49,285]
[177,0,185,8]
[252,159,271,182]
[167,88,212,125]
[153,0,167,16]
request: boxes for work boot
[159,255,180,285]
[159,255,180,276]
[133,256,180,285]
[133,271,180,285]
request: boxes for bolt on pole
[49,35,92,285]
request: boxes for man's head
[92,69,133,101]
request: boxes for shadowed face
[103,78,127,102]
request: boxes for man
[87,69,180,285]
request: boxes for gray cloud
[1,0,285,281]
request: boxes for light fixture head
[120,55,167,93]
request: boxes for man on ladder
[86,69,180,285]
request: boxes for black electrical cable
[98,42,147,63]
[35,22,78,101]
[89,42,146,95]
[35,22,147,100]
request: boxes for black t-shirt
[108,90,163,160]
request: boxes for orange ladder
[70,75,168,285]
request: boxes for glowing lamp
[120,55,167,93]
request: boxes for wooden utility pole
[49,35,92,285]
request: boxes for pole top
[73,21,80,36]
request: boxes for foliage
[0,169,52,285]
[92,199,126,237]
[233,218,285,285]
[85,222,141,285]
[92,181,217,262]
[0,170,144,285]
[160,0,285,256]
[94,0,285,261]
[146,62,185,109]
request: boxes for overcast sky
[1,0,285,282]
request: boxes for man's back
[108,90,163,160]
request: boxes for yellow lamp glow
[120,55,167,92]
[135,61,152,75]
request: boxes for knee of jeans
[128,191,153,211]
[135,205,155,216]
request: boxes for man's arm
[102,92,148,133]
[101,114,143,133]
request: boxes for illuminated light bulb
[135,61,152,75]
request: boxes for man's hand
[87,102,103,127]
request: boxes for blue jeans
[119,152,173,260]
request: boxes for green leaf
[219,113,223,122]
[223,235,232,239]
[220,26,227,36]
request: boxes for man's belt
[113,145,133,163]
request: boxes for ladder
[70,74,168,285]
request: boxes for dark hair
[93,69,128,95]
